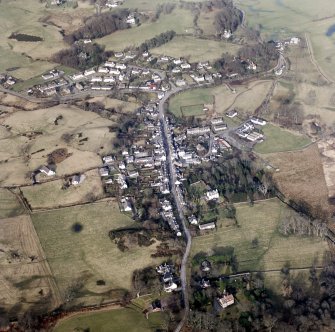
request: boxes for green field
[31,201,162,304]
[97,10,195,51]
[151,36,239,63]
[254,124,311,154]
[53,307,166,332]
[191,199,328,272]
[0,188,25,218]
[236,0,335,81]
[169,88,214,117]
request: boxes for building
[250,117,267,126]
[175,79,186,87]
[164,280,178,292]
[84,69,96,76]
[199,222,216,230]
[200,260,211,272]
[217,294,235,309]
[186,127,210,136]
[290,37,300,45]
[188,215,198,225]
[39,166,55,176]
[121,197,132,212]
[246,132,264,142]
[223,30,232,39]
[226,110,238,118]
[71,174,85,185]
[213,124,227,133]
[99,167,109,177]
[205,189,219,201]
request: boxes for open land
[255,124,310,154]
[53,306,167,332]
[151,36,240,63]
[169,80,273,118]
[191,198,329,272]
[96,10,195,51]
[236,0,335,81]
[0,0,93,80]
[264,144,333,217]
[31,201,163,305]
[0,103,137,186]
[0,188,25,218]
[0,214,61,316]
[21,169,104,210]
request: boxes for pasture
[0,188,25,218]
[236,0,335,81]
[191,198,329,272]
[31,201,162,305]
[21,169,104,210]
[53,306,167,332]
[96,10,195,51]
[265,144,333,218]
[0,215,61,317]
[0,103,138,186]
[151,36,240,63]
[254,124,310,154]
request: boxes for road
[158,86,192,332]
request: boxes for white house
[115,63,127,70]
[181,62,191,69]
[103,155,114,164]
[71,174,85,185]
[98,67,109,74]
[188,215,198,225]
[83,39,92,44]
[175,79,186,87]
[290,37,300,45]
[99,167,109,177]
[121,197,132,212]
[104,76,115,83]
[84,69,96,76]
[91,76,103,82]
[172,67,181,73]
[126,15,136,25]
[205,189,219,201]
[250,117,267,126]
[72,73,84,81]
[173,58,182,65]
[164,281,178,292]
[104,61,116,68]
[110,68,121,75]
[226,110,238,118]
[223,30,232,39]
[39,166,55,176]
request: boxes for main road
[158,85,192,332]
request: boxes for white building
[250,117,267,126]
[121,197,132,212]
[205,189,219,201]
[188,215,198,225]
[84,69,96,76]
[39,166,55,176]
[217,294,235,309]
[175,79,186,87]
[223,30,232,39]
[98,67,109,74]
[199,222,216,230]
[105,61,116,68]
[181,62,191,69]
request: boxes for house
[142,51,149,58]
[199,222,216,230]
[39,166,55,176]
[188,215,198,225]
[98,67,109,74]
[72,73,84,81]
[200,278,211,289]
[290,37,300,45]
[175,79,186,87]
[172,67,181,74]
[200,260,211,272]
[121,197,132,212]
[187,127,210,136]
[84,69,96,76]
[164,280,178,292]
[83,39,92,44]
[213,124,227,133]
[211,118,224,125]
[250,117,267,126]
[223,30,232,39]
[247,60,257,71]
[71,174,85,185]
[193,75,205,83]
[158,91,165,100]
[126,15,136,25]
[99,167,109,177]
[246,132,264,142]
[42,73,54,80]
[115,63,127,70]
[105,61,115,68]
[151,300,162,312]
[114,52,124,58]
[128,170,139,178]
[205,189,219,201]
[91,76,103,82]
[104,76,115,83]
[109,68,121,75]
[173,58,182,65]
[217,294,234,309]
[226,109,238,118]
[103,155,114,164]
[181,62,191,69]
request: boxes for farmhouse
[39,166,55,176]
[71,174,85,185]
[226,110,238,118]
[217,294,234,309]
[199,222,216,230]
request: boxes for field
[96,10,195,51]
[264,144,333,217]
[191,199,329,272]
[0,214,61,317]
[31,201,162,305]
[169,80,272,117]
[0,0,93,80]
[151,36,240,63]
[254,124,311,154]
[21,169,104,210]
[0,103,138,186]
[236,0,335,81]
[0,188,25,218]
[53,307,167,332]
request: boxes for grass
[31,201,162,304]
[151,36,240,63]
[254,124,311,154]
[191,198,329,272]
[169,88,214,117]
[0,188,25,218]
[53,306,167,332]
[96,10,195,51]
